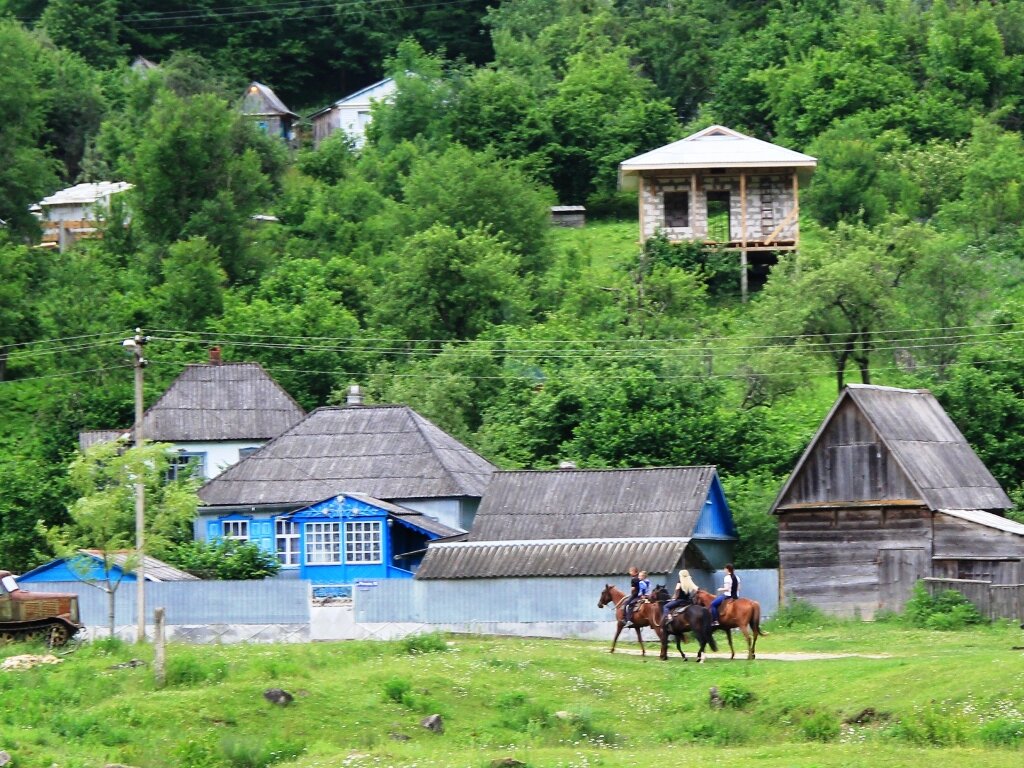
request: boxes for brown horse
[693,588,765,660]
[598,584,665,656]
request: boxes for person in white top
[710,563,739,625]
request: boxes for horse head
[651,584,670,603]
[598,584,615,609]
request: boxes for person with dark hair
[710,563,740,626]
[622,566,641,627]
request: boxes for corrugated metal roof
[199,405,497,507]
[469,466,717,541]
[80,550,200,581]
[140,363,305,441]
[938,509,1024,536]
[773,385,1012,513]
[619,125,817,190]
[417,537,691,579]
[38,181,132,208]
[241,81,298,118]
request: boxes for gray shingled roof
[198,406,497,508]
[242,81,298,118]
[417,537,691,579]
[775,384,1012,512]
[141,363,305,442]
[79,429,126,452]
[468,466,719,541]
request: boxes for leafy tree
[45,441,199,636]
[40,0,125,69]
[371,224,530,342]
[0,239,44,381]
[152,237,227,330]
[0,21,59,236]
[400,144,553,272]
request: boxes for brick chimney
[209,346,222,365]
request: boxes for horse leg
[724,628,735,660]
[677,635,687,661]
[740,624,754,660]
[635,625,645,656]
[610,622,625,653]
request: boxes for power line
[0,364,133,386]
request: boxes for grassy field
[1,616,1023,768]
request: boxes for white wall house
[34,181,133,252]
[310,77,396,148]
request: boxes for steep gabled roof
[772,384,1012,513]
[284,492,463,539]
[198,405,497,508]
[619,125,816,190]
[140,363,305,442]
[469,466,724,541]
[241,81,298,118]
[309,77,396,118]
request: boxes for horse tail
[751,602,768,637]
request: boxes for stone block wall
[641,172,798,244]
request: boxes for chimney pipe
[346,384,364,405]
[209,346,222,365]
[558,460,577,470]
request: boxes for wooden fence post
[154,607,166,689]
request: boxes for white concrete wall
[169,440,265,479]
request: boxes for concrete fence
[28,569,780,644]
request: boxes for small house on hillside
[19,550,199,584]
[196,394,497,570]
[34,181,132,252]
[771,384,1021,617]
[78,351,306,481]
[310,77,396,148]
[417,466,737,582]
[619,125,817,298]
[241,81,298,142]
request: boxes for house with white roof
[34,181,133,252]
[620,125,817,297]
[310,77,396,148]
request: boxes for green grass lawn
[1,618,1023,768]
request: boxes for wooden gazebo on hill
[619,125,817,299]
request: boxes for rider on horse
[710,563,740,626]
[622,566,650,627]
[662,569,698,621]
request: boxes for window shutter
[206,520,221,541]
[252,520,274,553]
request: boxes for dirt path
[596,647,891,660]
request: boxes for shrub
[169,539,281,580]
[220,735,305,768]
[383,676,412,705]
[399,631,448,654]
[904,582,983,630]
[979,717,1024,746]
[885,707,968,746]
[717,682,755,709]
[770,598,831,628]
[800,710,841,742]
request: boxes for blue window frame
[167,452,206,481]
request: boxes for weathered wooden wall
[924,577,1024,621]
[778,505,931,617]
[779,400,918,507]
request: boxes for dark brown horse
[598,584,665,656]
[694,588,765,660]
[660,602,717,662]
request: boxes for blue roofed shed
[19,550,199,583]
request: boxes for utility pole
[122,328,149,642]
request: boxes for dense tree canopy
[6,1,1024,571]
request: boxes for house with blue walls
[19,550,199,584]
[209,494,461,585]
[197,393,497,578]
[417,466,738,582]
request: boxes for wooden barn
[417,466,737,582]
[771,384,1022,617]
[619,125,817,299]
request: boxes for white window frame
[275,519,300,567]
[344,520,382,564]
[222,519,249,541]
[305,522,341,564]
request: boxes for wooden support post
[637,175,646,244]
[153,607,166,689]
[792,170,800,249]
[690,173,698,237]
[740,171,749,302]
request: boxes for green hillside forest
[4,1,1024,574]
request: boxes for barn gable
[772,384,1011,514]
